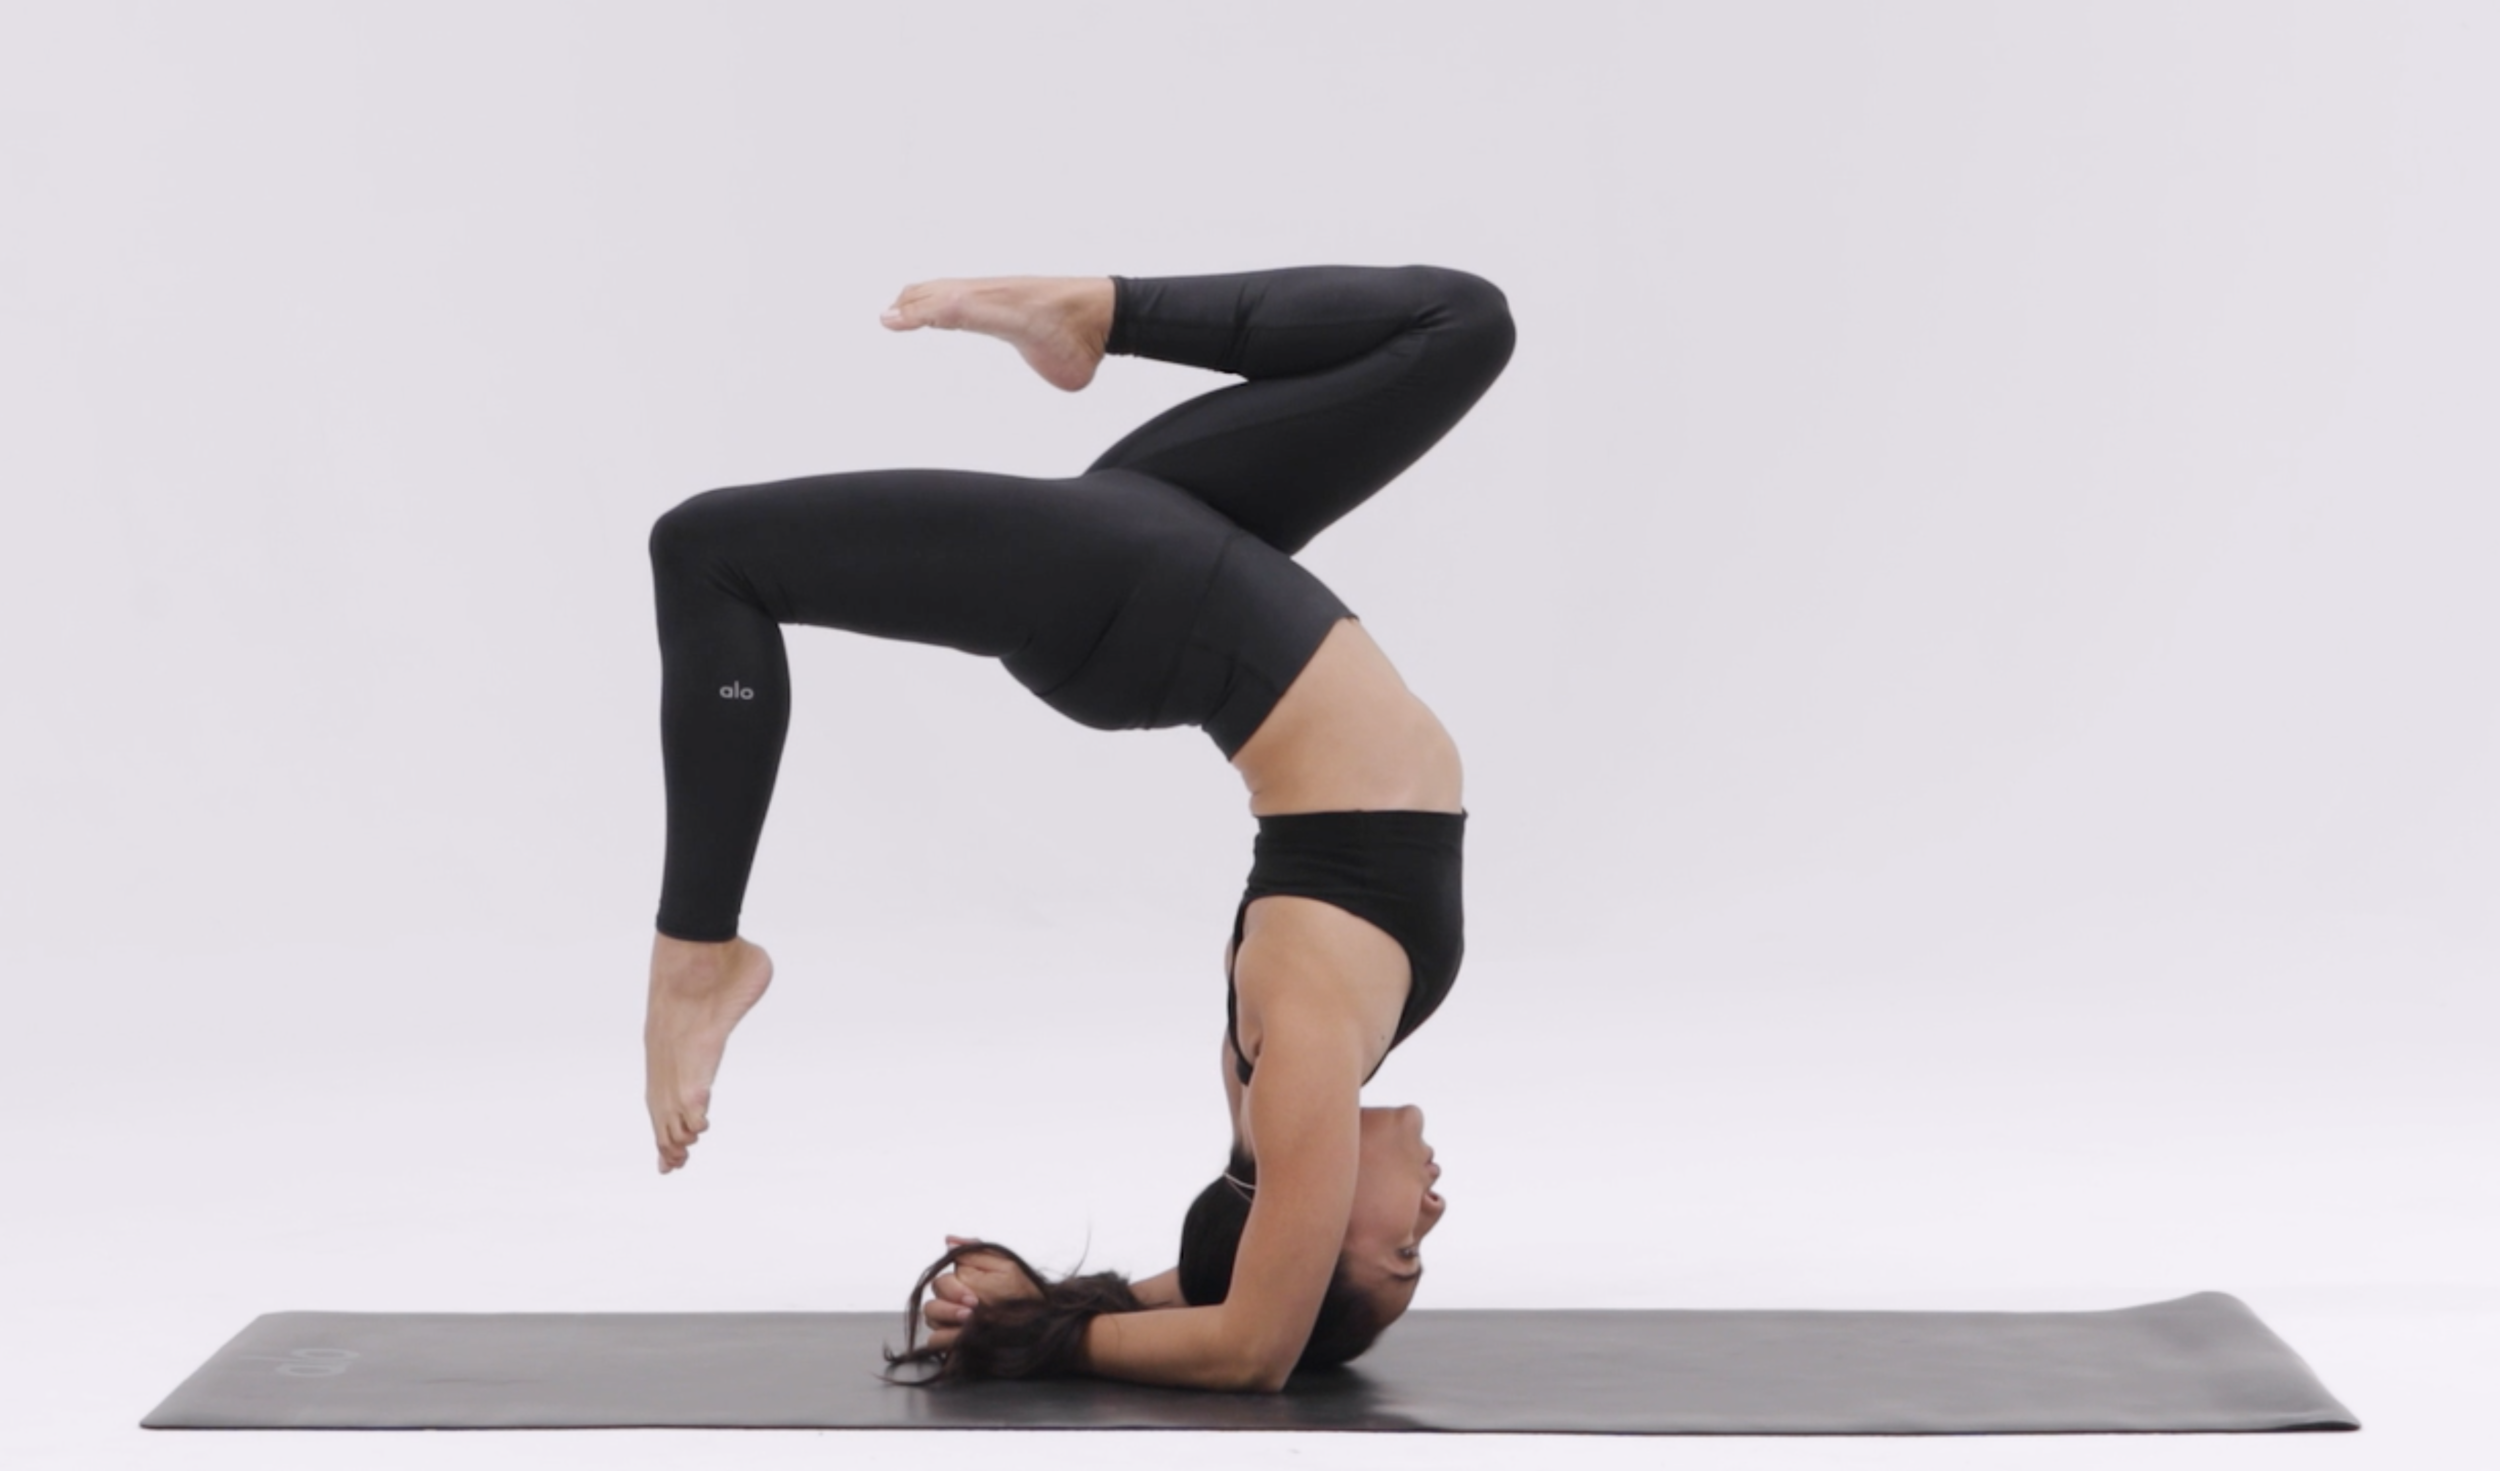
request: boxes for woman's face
[1342,1103,1447,1315]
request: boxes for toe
[882,284,928,329]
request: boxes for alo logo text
[720,682,755,700]
[239,1347,361,1378]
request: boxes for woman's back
[1228,617,1464,818]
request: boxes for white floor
[13,919,2492,1470]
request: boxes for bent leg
[1088,265,1517,555]
[647,468,1111,941]
[645,464,1131,1173]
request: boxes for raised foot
[645,933,775,1174]
[880,275,1114,392]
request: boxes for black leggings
[649,265,1517,942]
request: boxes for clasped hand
[919,1235,1044,1353]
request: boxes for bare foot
[879,276,1115,392]
[645,933,774,1174]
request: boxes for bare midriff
[1229,617,1464,817]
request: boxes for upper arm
[1092,914,1363,1391]
[1083,1002,1363,1392]
[1222,991,1369,1389]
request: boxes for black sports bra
[1224,809,1467,1087]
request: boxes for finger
[955,1259,1003,1292]
[932,1274,976,1307]
[961,1267,1021,1302]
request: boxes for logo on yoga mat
[238,1348,360,1378]
[719,682,755,700]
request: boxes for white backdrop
[5,3,2491,1468]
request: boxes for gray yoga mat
[142,1292,2356,1435]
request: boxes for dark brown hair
[883,1145,1396,1388]
[882,1238,1143,1386]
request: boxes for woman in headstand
[643,265,1515,1391]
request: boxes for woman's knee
[1409,266,1517,384]
[648,487,743,578]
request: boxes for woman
[642,265,1516,1391]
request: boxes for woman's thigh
[654,467,1146,655]
[651,466,1247,728]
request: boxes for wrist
[1078,1308,1109,1373]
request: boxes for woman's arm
[1084,989,1369,1391]
[1130,1266,1186,1308]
